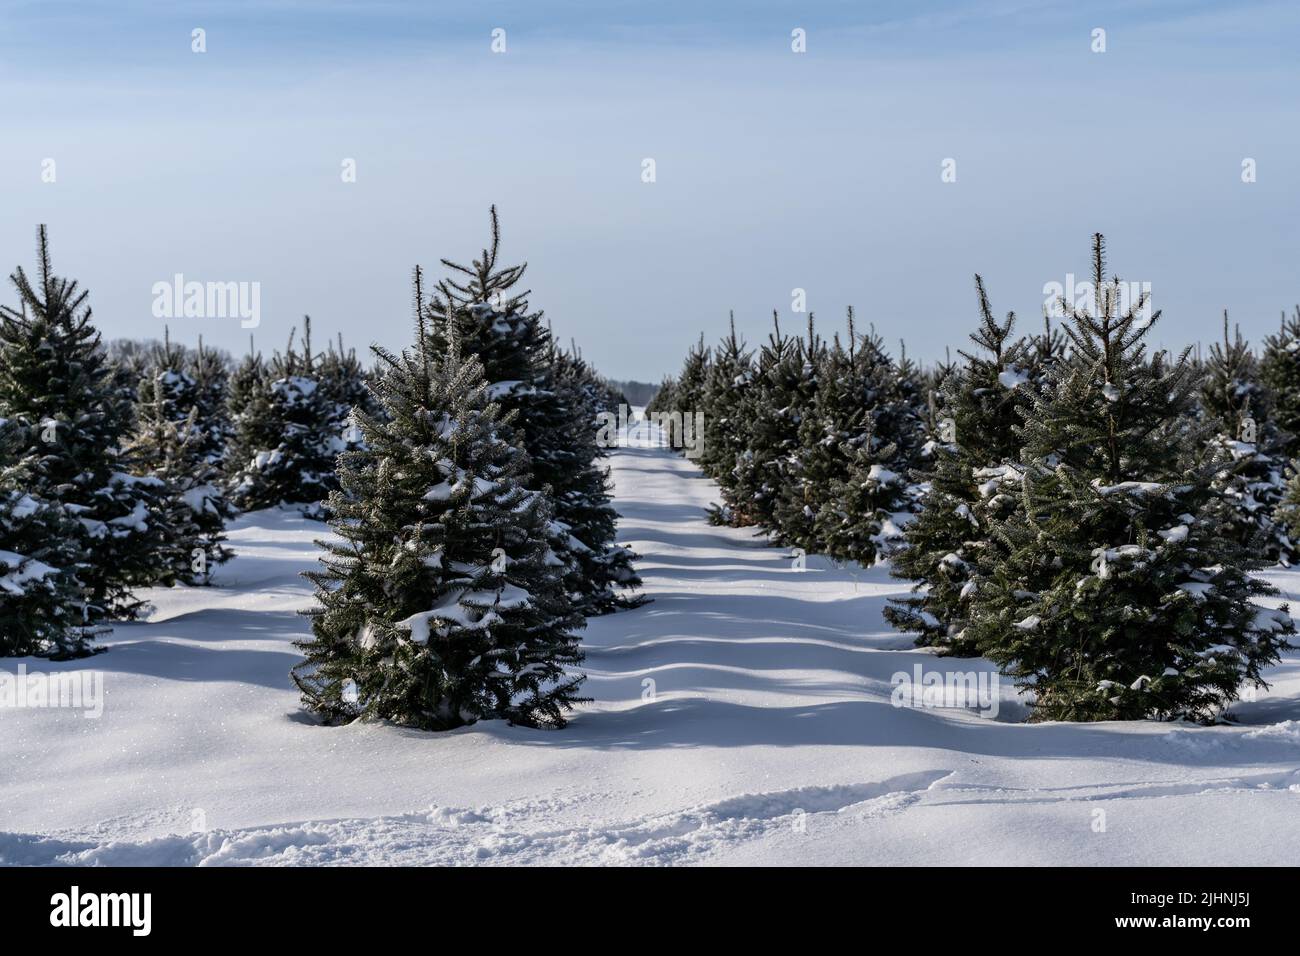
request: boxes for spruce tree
[769,317,828,550]
[293,281,586,730]
[226,319,339,515]
[646,375,676,421]
[130,330,234,581]
[1259,305,1300,460]
[224,340,266,482]
[883,338,928,489]
[0,419,95,657]
[772,313,926,563]
[531,341,644,614]
[0,226,175,620]
[1200,311,1292,564]
[967,235,1294,722]
[318,333,377,454]
[661,335,711,450]
[185,337,234,471]
[885,276,1036,651]
[728,314,812,532]
[841,327,926,542]
[422,209,642,614]
[423,207,546,432]
[701,315,755,525]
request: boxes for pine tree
[0,226,176,620]
[1199,311,1293,564]
[1259,305,1300,460]
[646,375,677,420]
[966,235,1294,722]
[728,314,813,532]
[423,207,546,433]
[769,316,828,549]
[591,374,630,415]
[224,338,265,470]
[531,341,644,614]
[185,337,234,471]
[772,312,927,563]
[129,330,234,581]
[226,319,339,516]
[293,278,586,730]
[0,418,95,657]
[647,335,710,453]
[318,333,377,455]
[422,209,643,614]
[701,314,754,525]
[885,276,1036,651]
[883,338,928,488]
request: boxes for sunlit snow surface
[2,419,1299,865]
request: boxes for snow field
[2,442,1299,865]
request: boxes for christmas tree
[293,276,586,730]
[129,330,234,581]
[768,316,828,550]
[423,207,546,432]
[701,315,755,526]
[422,209,642,614]
[662,335,710,451]
[727,313,814,532]
[765,311,925,563]
[0,226,176,620]
[1259,305,1300,459]
[226,318,341,516]
[1199,311,1292,564]
[185,337,234,471]
[0,418,95,657]
[966,235,1294,722]
[318,333,377,455]
[531,340,644,614]
[885,276,1036,651]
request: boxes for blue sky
[2,0,1297,379]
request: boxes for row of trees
[651,234,1297,722]
[0,218,642,702]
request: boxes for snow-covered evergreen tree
[318,333,377,455]
[769,316,828,549]
[661,335,710,450]
[646,375,677,421]
[531,341,644,614]
[0,418,95,658]
[885,276,1036,652]
[422,208,547,436]
[966,235,1294,722]
[0,226,176,621]
[1259,305,1300,460]
[129,330,234,581]
[727,314,813,532]
[701,314,754,526]
[293,294,586,730]
[774,313,928,562]
[185,337,234,471]
[422,213,642,614]
[1199,311,1293,564]
[226,319,340,516]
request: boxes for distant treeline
[606,379,659,407]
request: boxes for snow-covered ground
[3,443,1300,866]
